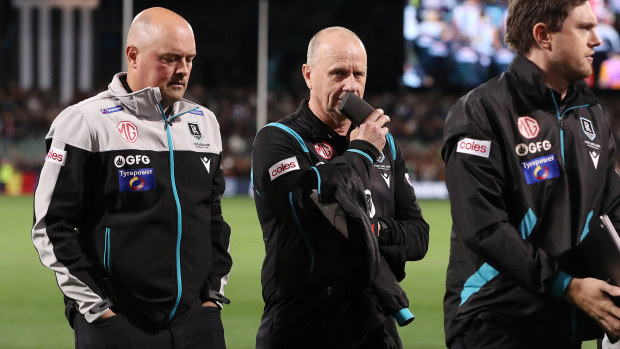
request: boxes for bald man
[32,7,232,348]
[251,27,429,348]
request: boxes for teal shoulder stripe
[386,133,396,160]
[519,208,537,239]
[266,123,308,152]
[460,263,499,306]
[460,208,537,307]
[347,149,373,163]
[579,210,594,242]
[311,167,321,195]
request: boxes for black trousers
[74,305,225,349]
[451,319,581,349]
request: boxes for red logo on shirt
[314,142,334,160]
[518,116,540,139]
[117,121,138,143]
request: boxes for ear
[126,45,138,69]
[302,64,312,89]
[532,23,552,50]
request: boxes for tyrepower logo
[118,168,156,192]
[100,105,124,114]
[117,121,138,143]
[518,116,540,139]
[521,154,560,185]
[456,138,491,158]
[269,156,299,181]
[45,146,67,166]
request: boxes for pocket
[201,305,221,314]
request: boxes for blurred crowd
[404,0,620,90]
[3,82,620,195]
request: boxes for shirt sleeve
[375,140,430,280]
[201,152,233,306]
[32,106,110,322]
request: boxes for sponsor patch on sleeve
[269,156,299,181]
[45,147,67,166]
[189,109,204,116]
[456,138,491,158]
[118,168,156,192]
[521,154,560,185]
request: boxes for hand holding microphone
[339,92,390,152]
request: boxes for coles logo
[45,146,67,166]
[117,121,138,143]
[269,156,299,181]
[314,142,334,160]
[518,116,540,139]
[456,138,491,158]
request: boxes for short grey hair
[306,26,362,66]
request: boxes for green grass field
[0,196,597,348]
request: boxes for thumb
[606,284,620,298]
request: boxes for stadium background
[0,0,613,347]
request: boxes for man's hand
[96,309,116,321]
[349,108,390,152]
[564,277,620,337]
[202,300,219,308]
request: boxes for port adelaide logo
[580,117,596,141]
[187,122,203,141]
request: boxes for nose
[591,30,602,48]
[176,60,191,76]
[342,74,360,93]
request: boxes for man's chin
[162,91,185,103]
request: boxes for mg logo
[117,121,138,143]
[517,116,539,139]
[314,142,334,160]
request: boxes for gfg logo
[114,155,151,168]
[515,140,552,156]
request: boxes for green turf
[1,196,597,348]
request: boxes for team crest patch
[521,154,560,185]
[580,117,596,141]
[117,121,138,143]
[314,142,334,160]
[518,116,540,139]
[189,109,204,116]
[118,168,156,192]
[100,105,124,114]
[187,122,203,141]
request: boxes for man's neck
[307,99,351,136]
[526,52,569,100]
